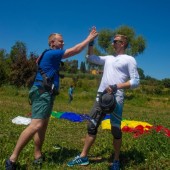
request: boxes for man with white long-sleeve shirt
[68,32,140,170]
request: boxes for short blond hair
[48,33,62,46]
[114,34,128,48]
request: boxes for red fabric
[122,124,170,138]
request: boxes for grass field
[0,85,170,170]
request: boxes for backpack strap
[37,49,54,80]
[36,49,51,64]
[35,49,63,95]
[35,49,54,92]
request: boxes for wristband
[88,40,94,46]
[109,84,117,94]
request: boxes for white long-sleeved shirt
[87,54,140,96]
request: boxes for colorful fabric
[50,111,170,138]
[51,111,64,119]
[51,111,88,122]
[101,116,170,138]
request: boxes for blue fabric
[58,112,110,123]
[34,49,65,89]
[60,112,85,122]
[103,114,110,120]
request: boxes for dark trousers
[68,94,73,103]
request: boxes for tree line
[0,25,170,90]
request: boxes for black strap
[37,49,55,81]
[36,49,51,65]
[37,49,63,80]
[36,49,64,93]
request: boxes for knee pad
[87,122,98,135]
[111,126,122,139]
[87,102,104,135]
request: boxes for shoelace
[73,155,80,161]
[73,156,84,163]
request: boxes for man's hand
[106,84,117,94]
[88,26,98,44]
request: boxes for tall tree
[26,52,38,87]
[63,60,78,74]
[80,61,86,73]
[70,60,78,74]
[9,41,38,87]
[0,49,9,85]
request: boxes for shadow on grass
[89,148,145,169]
[13,145,79,170]
[118,148,145,169]
[15,147,145,169]
[43,145,79,164]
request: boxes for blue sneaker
[67,155,89,167]
[111,160,120,170]
[5,159,17,170]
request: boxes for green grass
[0,85,170,170]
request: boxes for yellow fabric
[101,119,152,130]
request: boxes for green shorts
[29,86,56,119]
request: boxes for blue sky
[0,0,170,80]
